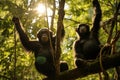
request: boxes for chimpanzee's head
[37,28,53,43]
[76,24,90,37]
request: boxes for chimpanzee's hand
[93,0,100,8]
[12,17,19,24]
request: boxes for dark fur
[12,17,68,77]
[74,0,102,67]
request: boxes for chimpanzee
[73,0,102,68]
[12,17,68,78]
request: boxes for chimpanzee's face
[76,24,90,36]
[79,26,88,34]
[37,28,52,43]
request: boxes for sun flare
[36,4,46,14]
[35,3,53,16]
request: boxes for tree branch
[55,0,65,76]
[59,52,120,80]
[44,52,120,80]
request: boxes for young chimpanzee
[73,0,102,68]
[12,17,68,78]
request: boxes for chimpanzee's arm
[74,41,84,59]
[12,17,38,51]
[91,0,102,39]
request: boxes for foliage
[0,0,120,80]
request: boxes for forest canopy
[0,0,120,80]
